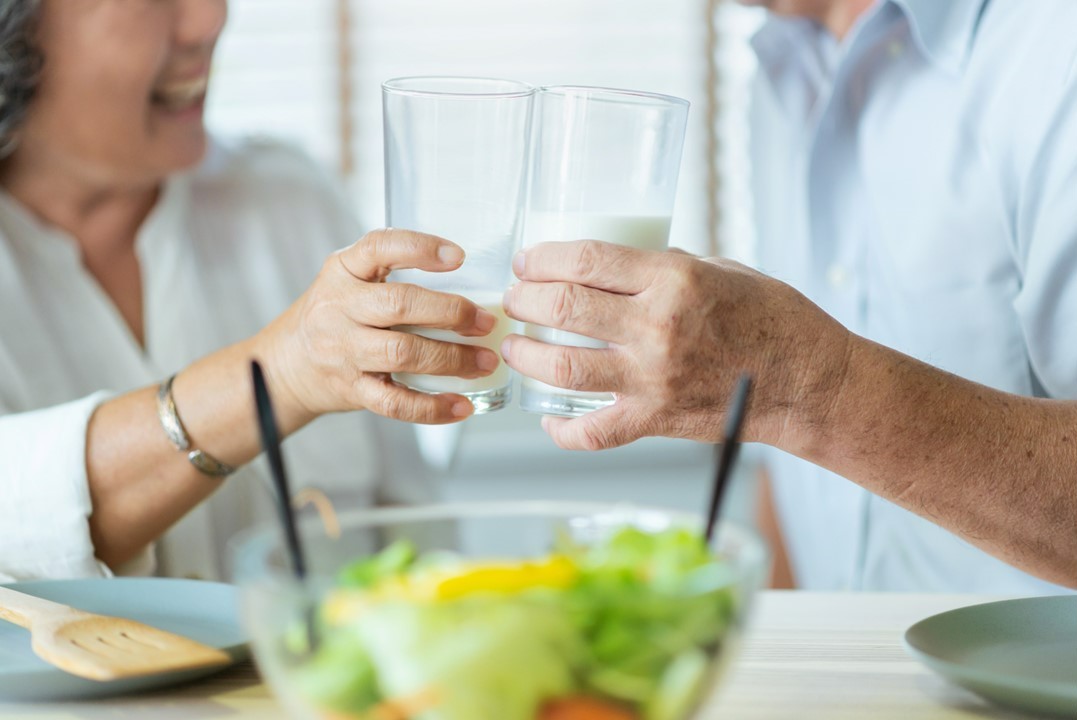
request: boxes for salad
[290,526,739,720]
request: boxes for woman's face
[19,0,227,186]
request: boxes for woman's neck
[0,143,159,257]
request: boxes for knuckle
[416,398,445,424]
[386,228,425,258]
[577,419,610,452]
[383,334,416,369]
[358,230,385,261]
[431,342,466,375]
[550,283,578,328]
[573,240,602,281]
[666,257,698,289]
[456,344,481,374]
[552,346,586,390]
[381,283,417,322]
[449,295,474,327]
[378,390,406,420]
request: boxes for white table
[0,592,1029,720]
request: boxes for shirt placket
[804,12,902,590]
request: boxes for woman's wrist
[245,328,324,435]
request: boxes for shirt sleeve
[0,392,118,581]
[1012,74,1077,400]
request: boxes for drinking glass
[383,76,536,414]
[520,85,690,417]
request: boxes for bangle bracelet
[156,374,236,478]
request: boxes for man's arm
[500,242,1077,588]
[806,328,1077,588]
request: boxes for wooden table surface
[0,591,1037,720]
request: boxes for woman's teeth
[152,77,208,111]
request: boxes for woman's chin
[151,130,210,176]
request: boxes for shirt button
[826,264,850,289]
[888,41,904,58]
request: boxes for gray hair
[0,0,41,155]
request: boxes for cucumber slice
[645,648,709,720]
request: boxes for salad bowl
[232,501,768,720]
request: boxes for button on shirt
[751,0,1077,592]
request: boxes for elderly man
[500,0,1077,593]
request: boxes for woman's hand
[500,240,852,451]
[254,229,499,428]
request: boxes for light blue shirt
[750,0,1077,593]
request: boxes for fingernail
[438,244,465,266]
[475,308,497,334]
[477,350,499,372]
[500,338,512,362]
[452,400,473,418]
[513,250,526,277]
[501,286,514,314]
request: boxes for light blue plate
[0,578,248,701]
[905,596,1077,718]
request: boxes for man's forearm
[796,335,1077,587]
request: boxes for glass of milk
[383,77,535,414]
[519,85,690,418]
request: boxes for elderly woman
[0,0,499,581]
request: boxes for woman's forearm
[84,231,500,571]
[798,336,1077,588]
[84,336,313,570]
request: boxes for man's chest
[751,49,1031,394]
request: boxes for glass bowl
[232,501,768,720]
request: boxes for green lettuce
[336,539,417,588]
[350,594,582,720]
[297,525,735,720]
[559,526,735,715]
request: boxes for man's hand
[500,240,852,451]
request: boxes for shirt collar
[750,14,840,121]
[892,0,989,74]
[751,0,989,80]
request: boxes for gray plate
[905,596,1077,718]
[0,578,248,701]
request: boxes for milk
[520,213,671,413]
[524,212,671,252]
[393,291,513,396]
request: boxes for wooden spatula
[0,584,231,681]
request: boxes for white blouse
[0,139,436,582]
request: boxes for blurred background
[205,0,765,516]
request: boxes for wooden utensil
[0,584,231,681]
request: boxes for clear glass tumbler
[383,77,536,414]
[520,86,690,417]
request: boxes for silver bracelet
[156,374,236,478]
